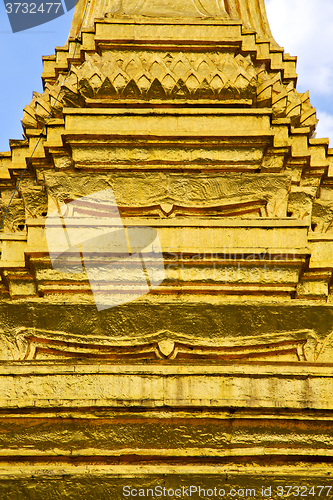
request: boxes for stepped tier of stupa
[0,0,333,496]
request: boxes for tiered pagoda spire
[0,0,333,496]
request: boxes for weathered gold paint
[0,0,333,496]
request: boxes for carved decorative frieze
[43,172,290,218]
[70,52,258,101]
[0,198,25,233]
[0,327,319,362]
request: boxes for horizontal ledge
[0,363,333,410]
[0,261,26,268]
[83,99,253,106]
[309,234,333,242]
[0,233,27,241]
[0,362,332,376]
[95,18,243,26]
[25,218,310,228]
[63,135,272,146]
[95,42,244,51]
[0,463,327,478]
[0,398,332,410]
[63,107,272,116]
[0,447,330,458]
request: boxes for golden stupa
[0,0,333,496]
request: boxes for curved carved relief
[118,199,267,218]
[0,328,318,362]
[314,332,333,362]
[0,199,26,233]
[1,327,30,360]
[19,183,48,219]
[43,172,291,218]
[287,187,317,220]
[312,200,333,233]
[0,183,48,233]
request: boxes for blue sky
[0,5,73,152]
[265,0,333,145]
[0,0,333,152]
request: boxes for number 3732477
[276,486,332,497]
[5,3,61,14]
